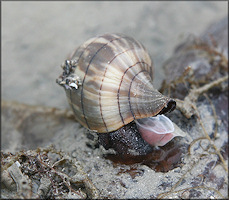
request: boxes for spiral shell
[57,33,175,133]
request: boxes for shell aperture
[135,115,183,146]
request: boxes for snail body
[57,33,175,133]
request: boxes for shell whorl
[57,33,174,133]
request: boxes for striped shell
[57,33,175,133]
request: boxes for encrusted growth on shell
[57,33,176,133]
[56,60,82,90]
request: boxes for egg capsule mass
[57,33,178,148]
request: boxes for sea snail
[57,33,180,150]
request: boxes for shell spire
[57,33,176,133]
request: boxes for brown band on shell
[67,39,99,128]
[81,42,108,129]
[70,37,99,68]
[98,48,132,132]
[117,62,151,125]
[81,35,129,130]
[99,67,109,132]
[128,70,149,120]
[98,40,151,131]
[69,33,118,61]
[108,48,135,65]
